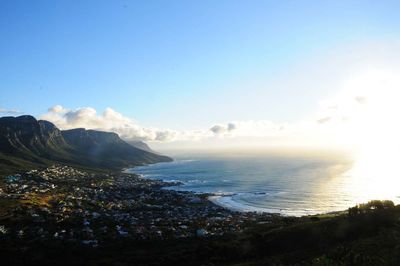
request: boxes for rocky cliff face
[0,115,172,174]
[0,116,68,157]
[62,128,124,148]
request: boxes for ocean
[127,152,400,216]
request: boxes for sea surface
[127,152,400,216]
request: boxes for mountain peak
[0,115,37,123]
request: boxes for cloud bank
[40,105,300,145]
[41,105,178,142]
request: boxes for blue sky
[1,0,400,132]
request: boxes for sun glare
[334,69,400,204]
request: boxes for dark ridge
[0,115,172,175]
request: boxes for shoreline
[208,194,282,214]
[0,164,279,246]
[128,165,327,217]
[1,164,397,265]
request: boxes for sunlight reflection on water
[131,150,400,216]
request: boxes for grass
[20,193,64,208]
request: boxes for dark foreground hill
[0,115,171,174]
[2,200,400,265]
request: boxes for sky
[1,0,400,152]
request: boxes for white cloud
[40,106,179,142]
[317,117,331,124]
[0,107,22,114]
[40,104,330,151]
[210,125,226,134]
[48,105,68,114]
[41,105,303,145]
[210,122,238,135]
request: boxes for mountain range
[0,115,172,175]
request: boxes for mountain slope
[127,140,158,154]
[62,128,172,169]
[0,116,71,161]
[0,116,172,175]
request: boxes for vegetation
[2,200,400,265]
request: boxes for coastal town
[0,165,276,247]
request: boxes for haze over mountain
[126,140,159,154]
[0,115,171,175]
